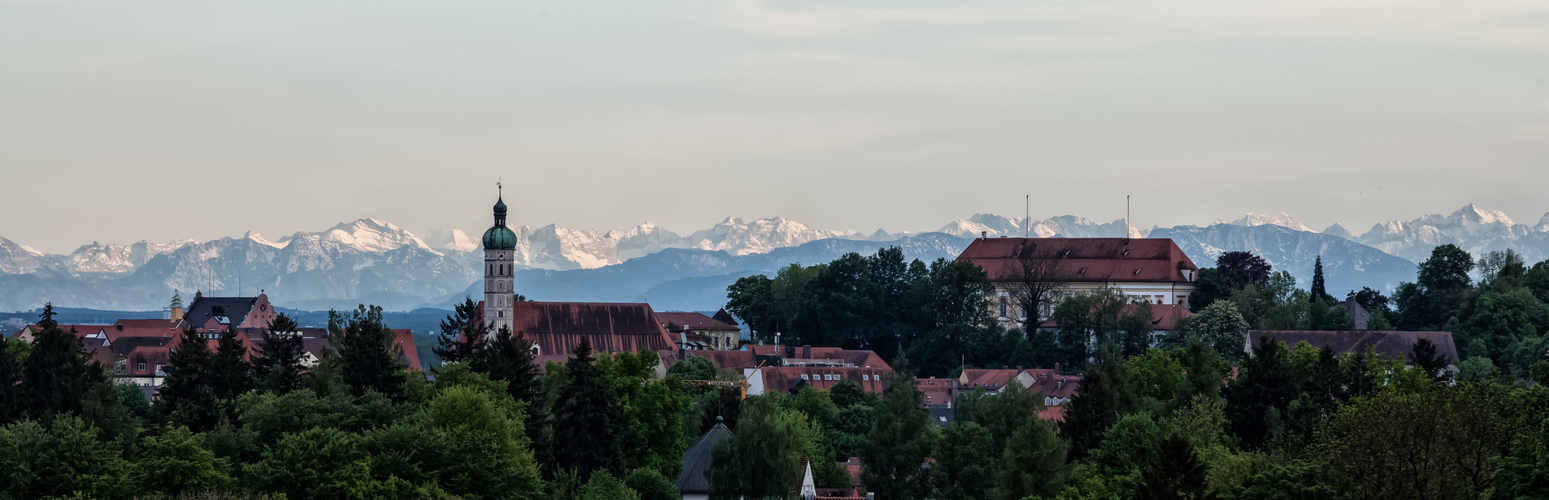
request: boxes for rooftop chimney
[980,231,987,239]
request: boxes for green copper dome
[483,225,517,250]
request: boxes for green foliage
[708,396,804,500]
[991,417,1069,500]
[154,324,218,432]
[118,382,150,420]
[336,305,407,400]
[1458,356,1502,383]
[1089,412,1169,476]
[1167,301,1249,362]
[553,337,624,478]
[599,349,693,478]
[1225,337,1297,450]
[0,337,24,423]
[954,380,1041,457]
[1061,343,1137,459]
[135,426,234,497]
[1490,417,1549,500]
[433,297,490,365]
[1318,383,1512,500]
[254,312,307,394]
[24,306,104,425]
[1052,288,1154,368]
[580,471,640,500]
[932,421,996,500]
[624,468,679,500]
[860,364,937,500]
[1134,434,1211,500]
[1232,460,1341,500]
[242,427,384,500]
[1309,255,1331,303]
[1129,349,1183,403]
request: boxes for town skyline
[4,0,1548,253]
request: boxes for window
[825,374,834,381]
[801,374,809,380]
[862,374,870,381]
[137,362,146,372]
[998,297,1009,318]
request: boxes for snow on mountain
[1322,223,1355,240]
[1151,224,1416,294]
[286,219,436,254]
[1218,212,1314,233]
[685,217,861,256]
[444,230,477,252]
[1357,204,1544,262]
[0,236,51,275]
[937,214,1135,238]
[64,239,195,274]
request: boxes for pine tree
[337,305,406,400]
[1409,337,1451,384]
[153,324,218,431]
[1059,343,1136,459]
[0,335,24,423]
[435,297,491,365]
[861,356,936,500]
[209,327,253,404]
[254,313,306,394]
[1135,434,1212,500]
[22,303,97,423]
[1310,256,1330,303]
[471,325,540,404]
[551,337,624,478]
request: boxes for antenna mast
[1025,194,1030,238]
[1126,195,1132,238]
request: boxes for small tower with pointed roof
[482,185,518,336]
[169,290,184,321]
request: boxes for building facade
[955,237,1200,329]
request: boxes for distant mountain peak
[316,218,435,254]
[1452,203,1513,226]
[1322,223,1355,240]
[1217,212,1313,233]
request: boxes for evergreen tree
[1310,256,1331,303]
[471,325,540,404]
[254,313,306,394]
[707,396,802,500]
[337,304,406,400]
[434,297,490,365]
[209,326,253,405]
[1059,343,1136,459]
[1135,434,1212,500]
[1409,337,1451,384]
[932,421,997,500]
[23,304,96,423]
[0,336,23,423]
[153,324,218,432]
[860,357,936,500]
[552,337,624,478]
[1224,337,1298,449]
[991,417,1069,500]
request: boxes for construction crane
[654,360,766,400]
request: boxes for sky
[3,0,1549,254]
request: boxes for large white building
[955,237,1201,329]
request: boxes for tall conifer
[472,325,540,404]
[1310,256,1329,303]
[337,305,406,400]
[153,324,217,431]
[860,356,936,500]
[23,303,97,423]
[435,297,490,365]
[209,327,252,403]
[551,337,623,478]
[254,313,306,394]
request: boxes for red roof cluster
[956,237,1199,283]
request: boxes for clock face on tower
[497,253,505,259]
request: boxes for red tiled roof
[656,312,740,332]
[914,378,956,406]
[1037,405,1069,422]
[510,301,678,358]
[958,368,1019,389]
[390,329,423,372]
[746,345,888,368]
[1023,369,1080,400]
[686,350,760,371]
[956,237,1199,283]
[759,366,891,394]
[1249,330,1459,364]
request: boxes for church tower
[481,187,518,336]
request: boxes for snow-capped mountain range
[4,204,1549,313]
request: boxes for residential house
[656,310,741,351]
[955,237,1200,329]
[1334,301,1372,330]
[676,419,734,500]
[684,345,892,395]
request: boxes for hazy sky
[4,0,1549,253]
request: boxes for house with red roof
[656,310,741,351]
[955,237,1200,329]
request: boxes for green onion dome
[483,225,517,250]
